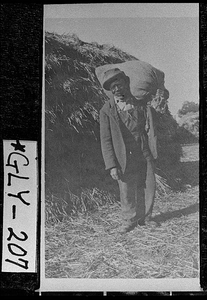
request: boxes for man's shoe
[118,222,137,234]
[145,215,158,226]
[137,218,145,226]
[137,216,158,227]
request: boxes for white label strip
[2,140,38,273]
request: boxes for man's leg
[135,185,146,221]
[135,159,159,227]
[144,159,156,218]
[117,177,145,233]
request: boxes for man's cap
[102,68,129,91]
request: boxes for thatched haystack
[45,32,137,195]
[45,32,184,220]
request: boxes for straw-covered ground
[45,144,199,279]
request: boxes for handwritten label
[2,140,38,272]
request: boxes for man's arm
[99,108,117,171]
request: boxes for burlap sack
[95,60,169,100]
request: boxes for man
[99,68,157,234]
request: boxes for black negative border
[0,3,43,295]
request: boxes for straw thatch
[45,32,138,196]
[45,32,187,220]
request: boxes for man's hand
[110,167,121,180]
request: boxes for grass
[45,185,199,279]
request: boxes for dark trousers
[118,158,156,224]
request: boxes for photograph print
[42,3,200,292]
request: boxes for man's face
[109,77,130,100]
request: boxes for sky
[44,3,199,116]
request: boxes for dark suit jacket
[99,97,157,173]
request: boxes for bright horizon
[44,4,199,116]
